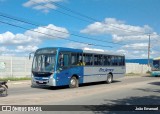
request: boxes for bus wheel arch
[69,75,79,88]
[106,72,113,84]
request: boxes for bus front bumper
[31,76,56,86]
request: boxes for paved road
[1,76,160,114]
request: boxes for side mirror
[29,54,31,60]
[29,52,34,60]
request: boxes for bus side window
[84,54,92,66]
[71,53,77,65]
[104,55,109,66]
[63,54,69,67]
[99,55,103,65]
[59,53,69,69]
[122,56,125,66]
[77,53,85,66]
[114,56,118,65]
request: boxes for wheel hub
[71,79,76,86]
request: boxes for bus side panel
[113,66,125,80]
[151,71,160,76]
[56,66,84,86]
[67,66,84,84]
[83,67,106,83]
[83,66,125,83]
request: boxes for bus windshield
[32,54,56,72]
[152,60,160,71]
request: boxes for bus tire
[69,76,78,88]
[106,74,113,84]
[31,84,37,88]
[31,85,35,88]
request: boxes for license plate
[38,81,44,83]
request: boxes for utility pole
[148,34,150,67]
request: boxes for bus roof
[83,49,124,56]
[35,47,82,54]
[35,47,125,56]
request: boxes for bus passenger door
[57,52,70,86]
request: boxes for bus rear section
[151,59,160,77]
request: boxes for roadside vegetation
[0,77,31,81]
[125,72,140,76]
[125,72,151,76]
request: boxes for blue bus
[151,58,160,77]
[31,47,125,88]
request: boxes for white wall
[0,56,32,78]
[126,63,151,74]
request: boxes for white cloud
[64,42,90,49]
[16,45,38,52]
[25,24,69,39]
[81,18,152,36]
[0,31,40,45]
[122,43,148,50]
[0,24,69,46]
[116,49,127,54]
[113,32,159,43]
[0,24,69,56]
[0,45,38,56]
[0,47,9,52]
[81,18,160,58]
[64,42,108,52]
[23,0,63,13]
[83,47,105,52]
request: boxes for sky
[0,0,160,58]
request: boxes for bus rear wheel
[69,76,78,88]
[106,74,113,84]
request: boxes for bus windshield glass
[152,60,160,71]
[32,54,56,72]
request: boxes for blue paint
[56,66,84,86]
[32,47,125,87]
[126,59,153,64]
[84,74,106,76]
[84,73,123,76]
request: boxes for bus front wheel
[69,76,78,88]
[106,74,113,84]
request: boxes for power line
[31,1,92,23]
[0,12,125,45]
[0,20,112,48]
[41,0,151,35]
[49,0,97,22]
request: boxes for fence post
[25,57,27,77]
[10,56,13,77]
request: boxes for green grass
[0,77,31,81]
[125,72,151,76]
[125,72,141,76]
